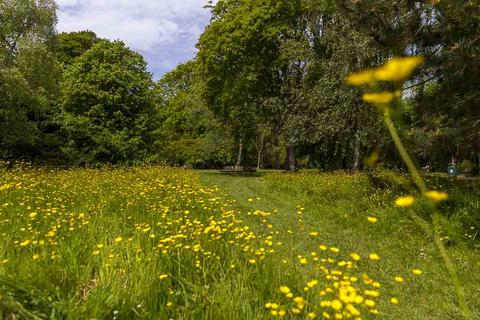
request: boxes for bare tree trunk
[353,129,361,170]
[286,144,295,171]
[274,126,281,170]
[257,134,264,170]
[236,138,243,166]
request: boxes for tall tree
[60,40,159,164]
[0,0,59,160]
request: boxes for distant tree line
[1,0,479,173]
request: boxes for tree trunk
[286,144,295,171]
[257,134,264,170]
[274,126,281,170]
[353,129,361,170]
[236,138,243,166]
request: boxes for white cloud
[56,0,212,78]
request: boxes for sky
[56,0,213,80]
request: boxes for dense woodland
[1,0,479,173]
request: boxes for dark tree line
[1,0,479,173]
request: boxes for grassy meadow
[0,167,479,319]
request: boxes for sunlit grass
[0,167,478,319]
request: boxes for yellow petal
[395,196,416,208]
[375,56,425,82]
[346,69,376,86]
[362,91,396,105]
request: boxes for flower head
[425,190,448,202]
[363,91,401,105]
[375,56,425,82]
[395,196,416,208]
[345,69,376,86]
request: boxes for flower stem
[383,107,471,319]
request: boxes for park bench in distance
[219,166,257,175]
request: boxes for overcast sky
[56,0,212,80]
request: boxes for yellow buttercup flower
[395,196,415,208]
[412,269,423,275]
[367,216,378,224]
[424,190,448,202]
[362,91,397,105]
[390,297,400,305]
[279,286,291,294]
[345,69,376,86]
[375,56,425,82]
[349,252,361,261]
[369,253,380,261]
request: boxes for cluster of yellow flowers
[346,56,425,105]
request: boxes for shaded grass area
[199,169,480,319]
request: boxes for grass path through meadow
[199,170,480,319]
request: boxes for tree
[55,31,99,66]
[197,0,302,168]
[155,61,234,167]
[0,0,59,160]
[60,40,159,164]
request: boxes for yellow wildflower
[114,237,122,243]
[390,297,400,305]
[367,216,378,224]
[412,269,423,275]
[20,240,30,247]
[349,253,361,261]
[331,299,343,311]
[425,190,448,202]
[368,253,380,261]
[395,196,416,208]
[291,308,301,315]
[365,299,376,307]
[345,69,376,86]
[362,91,397,105]
[307,280,318,288]
[394,276,404,283]
[280,286,290,294]
[375,56,425,82]
[159,274,168,280]
[293,296,306,308]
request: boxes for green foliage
[55,30,99,66]
[0,0,59,160]
[155,61,234,166]
[59,40,158,164]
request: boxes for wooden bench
[219,166,257,175]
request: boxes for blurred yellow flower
[369,253,380,261]
[114,237,123,243]
[390,297,400,305]
[395,196,415,208]
[394,276,404,283]
[425,190,448,202]
[412,269,423,275]
[362,91,397,105]
[367,216,378,224]
[345,69,376,86]
[375,56,425,82]
[349,252,361,261]
[280,286,291,294]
